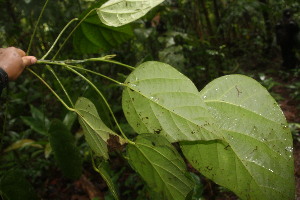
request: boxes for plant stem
[27,68,75,112]
[37,57,135,71]
[87,58,135,70]
[27,0,50,54]
[42,18,79,60]
[52,8,97,60]
[64,65,132,143]
[46,65,74,107]
[66,65,122,85]
[36,60,123,85]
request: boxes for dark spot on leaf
[152,142,156,146]
[206,166,213,171]
[154,128,162,134]
[107,135,126,152]
[224,144,230,150]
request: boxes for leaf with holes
[97,0,165,27]
[75,97,123,160]
[181,75,295,200]
[127,134,194,200]
[122,61,221,142]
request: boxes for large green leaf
[75,97,122,160]
[73,12,133,53]
[48,120,82,180]
[97,0,165,27]
[122,61,221,142]
[127,134,194,200]
[181,75,295,200]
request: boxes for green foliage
[122,61,221,142]
[21,105,50,136]
[127,134,195,200]
[1,0,298,199]
[48,119,82,180]
[0,169,38,200]
[73,12,134,53]
[75,97,123,160]
[98,0,165,27]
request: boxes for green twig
[27,68,75,112]
[52,8,97,60]
[27,0,50,54]
[46,65,74,107]
[42,18,79,60]
[36,60,123,84]
[37,57,135,71]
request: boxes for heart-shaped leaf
[75,97,123,160]
[97,0,165,27]
[127,134,194,200]
[181,75,295,200]
[122,61,221,142]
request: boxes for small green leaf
[122,61,221,142]
[75,97,123,160]
[98,0,165,27]
[21,105,50,136]
[49,120,82,180]
[127,134,194,200]
[181,75,295,200]
[4,139,42,152]
[94,161,119,200]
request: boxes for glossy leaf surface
[127,134,194,200]
[98,0,165,27]
[122,61,221,142]
[181,75,295,200]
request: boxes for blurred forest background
[0,0,300,199]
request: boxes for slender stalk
[36,60,123,85]
[52,8,97,60]
[42,18,79,60]
[65,65,122,85]
[64,65,132,144]
[46,65,74,107]
[27,68,75,112]
[37,58,135,71]
[86,58,135,70]
[27,0,50,54]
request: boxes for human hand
[0,47,37,80]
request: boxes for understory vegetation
[0,0,300,199]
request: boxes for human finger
[15,48,26,57]
[22,56,37,67]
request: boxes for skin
[0,47,37,80]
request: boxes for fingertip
[31,57,37,64]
